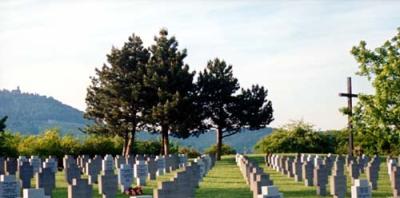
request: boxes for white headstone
[118,164,133,192]
[351,179,372,198]
[156,156,166,176]
[0,175,20,198]
[23,188,50,198]
[30,156,42,174]
[102,155,114,173]
[134,160,148,186]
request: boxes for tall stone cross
[339,77,358,157]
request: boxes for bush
[254,120,347,154]
[179,147,201,158]
[1,128,184,157]
[205,144,236,155]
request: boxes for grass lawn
[26,154,393,197]
[29,168,184,197]
[247,154,393,198]
[195,155,252,198]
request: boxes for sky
[0,1,399,130]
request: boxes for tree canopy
[197,58,273,159]
[144,29,202,155]
[85,34,150,156]
[350,28,400,155]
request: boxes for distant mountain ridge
[0,88,272,152]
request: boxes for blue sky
[1,1,399,130]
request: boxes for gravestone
[118,164,133,192]
[78,155,89,174]
[36,167,55,196]
[5,157,17,175]
[134,160,148,186]
[179,154,187,168]
[314,164,328,196]
[365,162,379,190]
[23,188,50,198]
[86,158,102,184]
[0,175,20,198]
[330,161,347,198]
[43,158,57,173]
[195,158,205,178]
[64,163,81,184]
[292,157,302,182]
[286,158,294,177]
[126,155,135,166]
[388,159,398,181]
[29,156,41,174]
[155,156,166,176]
[63,155,76,170]
[390,166,400,198]
[302,160,314,186]
[351,179,371,198]
[18,156,28,170]
[153,180,176,198]
[68,178,92,198]
[147,158,157,180]
[251,173,273,198]
[98,155,118,198]
[102,155,114,174]
[114,155,125,170]
[19,161,34,188]
[259,185,283,198]
[348,161,360,182]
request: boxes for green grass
[28,168,184,197]
[195,155,252,198]
[247,154,393,198]
[25,155,394,197]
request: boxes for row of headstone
[387,158,400,198]
[265,153,380,198]
[236,154,280,198]
[153,154,215,198]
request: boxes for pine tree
[144,29,199,155]
[197,58,273,160]
[85,34,150,156]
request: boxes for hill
[0,88,272,151]
[0,88,88,135]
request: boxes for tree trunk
[162,125,169,156]
[125,129,135,157]
[122,131,129,156]
[216,127,223,160]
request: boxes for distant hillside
[0,88,273,151]
[0,88,87,135]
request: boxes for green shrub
[254,120,346,154]
[205,144,236,155]
[179,147,201,158]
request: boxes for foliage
[350,28,400,155]
[85,33,150,156]
[197,58,273,159]
[254,120,346,154]
[0,128,179,157]
[205,144,236,155]
[179,147,201,158]
[144,29,201,155]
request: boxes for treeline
[253,120,400,156]
[84,28,273,160]
[0,128,196,158]
[0,127,239,158]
